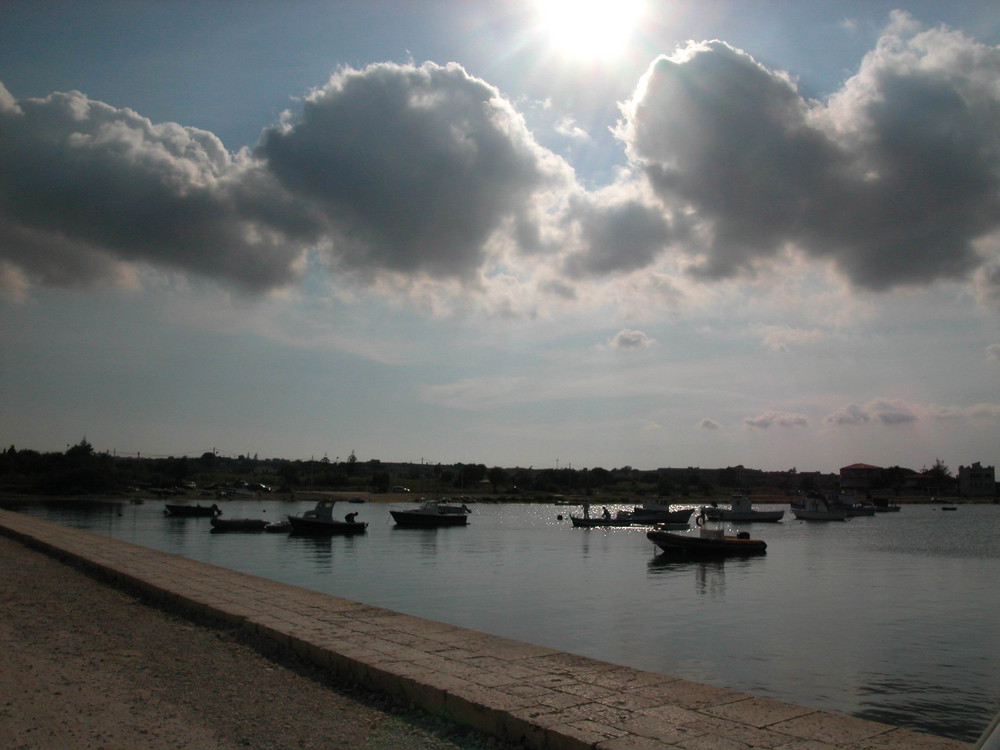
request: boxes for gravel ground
[0,533,526,750]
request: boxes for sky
[1,1,999,474]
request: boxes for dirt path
[0,534,522,750]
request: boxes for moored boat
[390,500,469,527]
[790,495,849,521]
[287,499,368,535]
[872,497,901,512]
[647,522,767,557]
[701,496,784,523]
[615,500,694,526]
[164,503,221,517]
[210,517,268,532]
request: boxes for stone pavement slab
[0,509,971,750]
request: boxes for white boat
[791,495,849,521]
[700,496,784,523]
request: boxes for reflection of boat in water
[287,499,367,535]
[615,500,694,526]
[390,500,469,527]
[570,515,634,527]
[209,517,268,532]
[164,503,221,517]
[790,495,848,521]
[701,496,784,523]
[647,518,766,557]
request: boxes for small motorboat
[210,517,268,532]
[287,499,368,535]
[701,496,784,523]
[648,517,767,557]
[390,500,469,527]
[164,503,221,517]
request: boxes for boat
[790,495,849,521]
[700,496,784,523]
[872,497,901,512]
[390,500,469,527]
[164,503,221,517]
[647,520,767,557]
[209,517,268,532]
[286,499,368,535]
[830,493,877,516]
[614,500,694,526]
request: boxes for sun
[535,0,645,61]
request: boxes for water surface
[5,498,998,743]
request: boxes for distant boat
[164,503,221,517]
[614,500,694,526]
[790,495,848,521]
[700,496,784,523]
[210,517,268,532]
[390,500,469,527]
[287,499,368,535]
[830,493,877,516]
[872,497,901,512]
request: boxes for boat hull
[286,516,368,535]
[209,517,267,532]
[702,509,784,523]
[647,529,767,557]
[164,504,220,517]
[390,510,468,527]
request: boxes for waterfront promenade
[0,508,969,749]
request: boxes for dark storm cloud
[256,62,564,281]
[617,18,1000,290]
[0,83,314,292]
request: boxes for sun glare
[536,0,644,61]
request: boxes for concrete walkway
[0,509,969,750]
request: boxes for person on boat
[583,500,590,519]
[344,512,358,523]
[602,506,611,520]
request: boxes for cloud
[0,83,313,293]
[3,16,1000,308]
[755,324,825,351]
[744,411,808,429]
[616,17,1000,291]
[257,61,573,283]
[823,398,918,426]
[609,328,654,350]
[988,344,1000,362]
[698,418,720,430]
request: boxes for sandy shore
[0,533,524,750]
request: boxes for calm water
[4,498,999,743]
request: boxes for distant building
[839,463,882,492]
[957,462,996,497]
